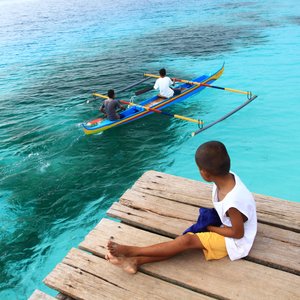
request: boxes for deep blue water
[0,0,299,298]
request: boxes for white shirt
[212,173,257,261]
[154,76,174,98]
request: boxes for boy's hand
[207,225,213,231]
[207,209,244,239]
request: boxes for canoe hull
[82,64,224,135]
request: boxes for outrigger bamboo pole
[143,73,251,96]
[92,93,204,125]
[191,95,258,136]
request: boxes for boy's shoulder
[233,173,252,194]
[229,174,255,209]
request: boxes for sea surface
[0,0,299,298]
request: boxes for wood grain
[107,202,300,275]
[79,218,300,300]
[133,171,300,232]
[28,290,57,300]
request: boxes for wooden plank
[44,263,139,300]
[120,188,300,248]
[80,217,169,255]
[108,202,192,237]
[62,248,213,300]
[79,218,300,300]
[248,225,300,275]
[132,171,212,207]
[133,170,300,232]
[120,188,198,222]
[252,193,300,232]
[144,97,165,108]
[28,290,57,300]
[107,203,300,275]
[56,294,74,300]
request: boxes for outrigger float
[82,64,257,136]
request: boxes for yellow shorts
[189,232,228,260]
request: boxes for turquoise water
[1,0,299,298]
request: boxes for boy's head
[159,68,166,77]
[107,89,115,99]
[195,141,230,179]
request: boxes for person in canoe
[105,141,257,274]
[153,68,181,98]
[100,89,126,121]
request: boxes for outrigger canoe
[82,64,225,135]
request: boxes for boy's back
[212,172,257,260]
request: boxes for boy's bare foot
[105,252,122,265]
[107,240,133,257]
[105,252,137,274]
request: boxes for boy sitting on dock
[106,141,257,273]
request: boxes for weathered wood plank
[248,225,300,274]
[133,170,300,232]
[120,188,300,249]
[121,189,198,222]
[131,173,211,207]
[107,203,300,275]
[79,218,300,300]
[62,248,213,300]
[80,217,170,258]
[28,290,56,300]
[108,202,192,237]
[44,263,139,300]
[121,187,300,242]
[56,294,74,300]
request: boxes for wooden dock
[30,170,300,300]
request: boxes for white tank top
[153,76,174,98]
[212,173,257,260]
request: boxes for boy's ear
[200,169,211,181]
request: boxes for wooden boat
[82,65,225,135]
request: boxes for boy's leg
[108,234,204,258]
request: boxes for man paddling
[153,68,181,98]
[100,89,125,121]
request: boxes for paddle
[118,77,151,92]
[92,93,203,126]
[87,77,152,103]
[144,73,251,96]
[134,86,153,96]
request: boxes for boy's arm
[207,207,244,239]
[100,103,105,113]
[116,101,126,110]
